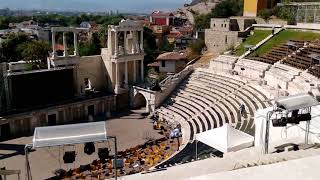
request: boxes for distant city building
[150,11,174,26]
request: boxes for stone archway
[132,86,157,113]
[132,93,148,112]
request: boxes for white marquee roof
[32,121,107,148]
[275,93,319,111]
[195,124,254,153]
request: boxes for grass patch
[253,30,320,56]
[235,30,271,56]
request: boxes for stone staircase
[226,144,320,170]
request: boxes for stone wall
[77,55,109,95]
[131,65,194,113]
[235,18,256,31]
[0,63,5,113]
[210,18,231,31]
[205,30,239,53]
[101,48,114,91]
[0,95,116,138]
[156,65,194,108]
[116,92,129,111]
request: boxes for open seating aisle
[264,62,302,90]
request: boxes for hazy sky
[0,0,192,13]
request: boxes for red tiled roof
[167,32,183,38]
[156,52,187,61]
[147,62,160,67]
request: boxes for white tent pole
[195,138,198,161]
[24,144,33,180]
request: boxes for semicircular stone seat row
[157,69,272,142]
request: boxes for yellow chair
[164,154,169,160]
[148,159,154,167]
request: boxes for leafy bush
[258,9,273,22]
[0,33,31,62]
[18,41,50,61]
[211,0,243,18]
[188,39,205,55]
[274,6,297,25]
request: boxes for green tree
[143,27,159,74]
[188,39,205,55]
[98,23,108,48]
[275,6,297,25]
[195,14,211,30]
[0,16,9,29]
[0,33,31,62]
[259,9,273,22]
[18,41,50,62]
[211,0,242,18]
[79,33,101,56]
[160,38,174,52]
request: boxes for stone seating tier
[156,70,272,142]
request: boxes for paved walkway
[0,113,163,180]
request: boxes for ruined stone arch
[132,93,147,111]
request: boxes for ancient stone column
[63,32,68,57]
[141,59,144,81]
[131,31,136,54]
[115,62,120,93]
[74,32,79,56]
[125,61,128,86]
[114,31,119,56]
[140,30,144,53]
[133,60,137,83]
[124,31,127,54]
[52,31,56,58]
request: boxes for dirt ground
[0,113,164,180]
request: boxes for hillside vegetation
[235,30,271,56]
[252,30,320,56]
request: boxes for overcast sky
[0,0,192,13]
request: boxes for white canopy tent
[195,124,254,153]
[32,121,107,148]
[25,122,119,180]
